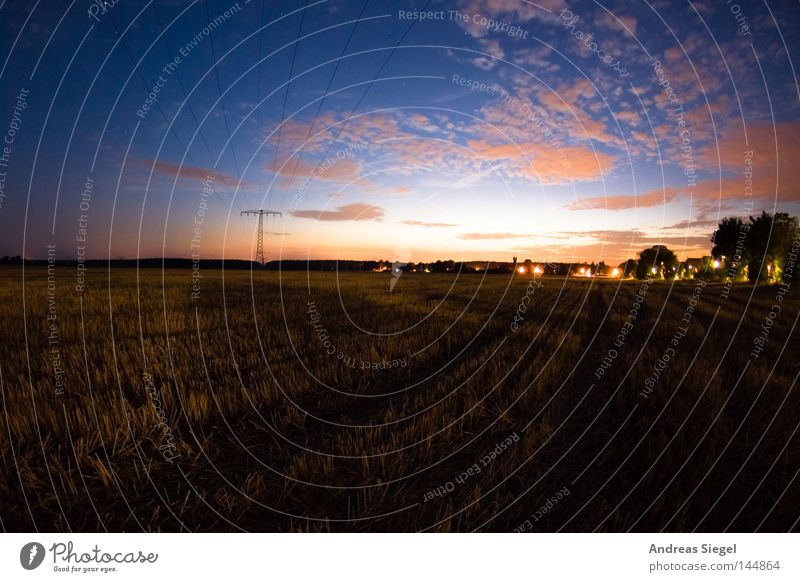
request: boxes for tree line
[626,212,799,282]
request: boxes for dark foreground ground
[1,266,799,531]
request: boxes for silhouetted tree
[619,259,637,277]
[636,245,678,279]
[711,216,746,259]
[710,216,748,280]
[744,212,799,282]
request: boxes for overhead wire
[274,0,432,211]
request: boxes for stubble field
[1,266,799,532]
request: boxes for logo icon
[20,542,46,570]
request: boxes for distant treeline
[0,257,261,269]
[270,260,523,273]
[0,256,553,273]
[0,256,701,276]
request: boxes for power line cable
[275,0,431,211]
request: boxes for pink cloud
[268,156,364,187]
[291,203,384,221]
[402,220,459,228]
[468,140,615,183]
[457,0,566,38]
[569,121,800,211]
[596,11,637,35]
[459,232,527,240]
[141,159,244,188]
[567,187,680,211]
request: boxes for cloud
[291,203,384,221]
[661,219,718,230]
[473,81,623,153]
[562,228,709,247]
[639,234,712,248]
[457,0,566,38]
[512,45,556,70]
[479,38,505,59]
[142,159,243,188]
[267,156,364,187]
[402,220,459,228]
[268,106,619,190]
[405,113,440,134]
[568,121,800,211]
[700,120,800,202]
[472,56,498,71]
[543,229,712,260]
[596,11,637,35]
[459,232,528,240]
[473,38,505,69]
[615,111,640,126]
[567,187,680,211]
[468,140,615,183]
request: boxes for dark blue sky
[1,0,799,263]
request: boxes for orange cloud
[265,112,338,153]
[615,111,640,126]
[268,156,364,187]
[568,121,800,211]
[468,140,615,183]
[291,203,383,221]
[567,187,680,211]
[701,120,800,202]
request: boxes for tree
[710,216,748,280]
[619,259,637,277]
[636,245,678,279]
[711,216,746,259]
[744,212,800,282]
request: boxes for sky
[0,0,799,265]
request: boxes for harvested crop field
[1,266,798,531]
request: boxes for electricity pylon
[241,210,282,265]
